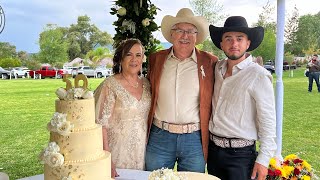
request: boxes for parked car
[95,66,113,78]
[263,61,275,74]
[21,67,31,77]
[29,66,64,79]
[0,67,11,79]
[63,67,78,75]
[74,66,96,78]
[9,67,27,78]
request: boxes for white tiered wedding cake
[39,74,111,180]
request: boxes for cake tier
[44,151,111,180]
[50,125,104,162]
[55,98,96,130]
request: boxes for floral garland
[267,154,315,180]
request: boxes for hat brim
[161,16,209,45]
[209,25,264,51]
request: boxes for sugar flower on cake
[48,112,74,136]
[59,87,93,100]
[82,90,94,99]
[39,142,64,167]
[55,87,67,100]
[46,152,64,167]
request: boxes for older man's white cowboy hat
[161,8,209,45]
[209,16,264,51]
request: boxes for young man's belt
[210,133,255,148]
[153,118,200,134]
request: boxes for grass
[0,68,319,179]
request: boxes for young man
[145,8,218,172]
[208,16,277,180]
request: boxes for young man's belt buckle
[210,133,255,148]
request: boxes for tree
[0,57,21,68]
[86,47,113,67]
[284,5,299,54]
[291,13,320,56]
[110,0,161,58]
[189,0,226,56]
[67,15,113,60]
[0,42,17,59]
[252,28,276,61]
[38,24,69,66]
[189,0,226,25]
[252,0,276,62]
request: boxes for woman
[94,39,151,177]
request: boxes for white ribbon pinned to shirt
[200,65,206,79]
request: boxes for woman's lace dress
[95,76,151,170]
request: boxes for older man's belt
[210,133,255,148]
[153,118,200,134]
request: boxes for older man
[145,8,218,172]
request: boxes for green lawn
[0,68,319,179]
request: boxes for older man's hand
[251,162,268,180]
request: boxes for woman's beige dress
[95,76,151,170]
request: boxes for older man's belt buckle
[210,133,255,148]
[154,118,200,134]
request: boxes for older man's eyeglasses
[171,29,198,35]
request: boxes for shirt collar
[168,48,197,63]
[235,54,253,70]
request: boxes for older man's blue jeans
[308,72,320,92]
[145,124,205,172]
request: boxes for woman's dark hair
[112,38,145,74]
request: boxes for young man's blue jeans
[308,72,320,92]
[145,124,205,172]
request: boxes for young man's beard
[225,52,246,60]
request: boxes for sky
[0,0,319,53]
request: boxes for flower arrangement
[267,154,315,180]
[148,168,187,180]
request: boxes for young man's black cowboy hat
[209,16,264,51]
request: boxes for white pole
[275,0,285,160]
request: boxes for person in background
[208,16,277,180]
[145,8,218,172]
[255,56,264,66]
[94,38,151,178]
[306,54,320,92]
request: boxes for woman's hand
[111,161,119,178]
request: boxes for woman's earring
[119,64,122,73]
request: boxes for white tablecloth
[18,169,150,180]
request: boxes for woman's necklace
[121,73,139,88]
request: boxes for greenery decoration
[110,0,161,58]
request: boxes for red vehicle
[29,66,64,79]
